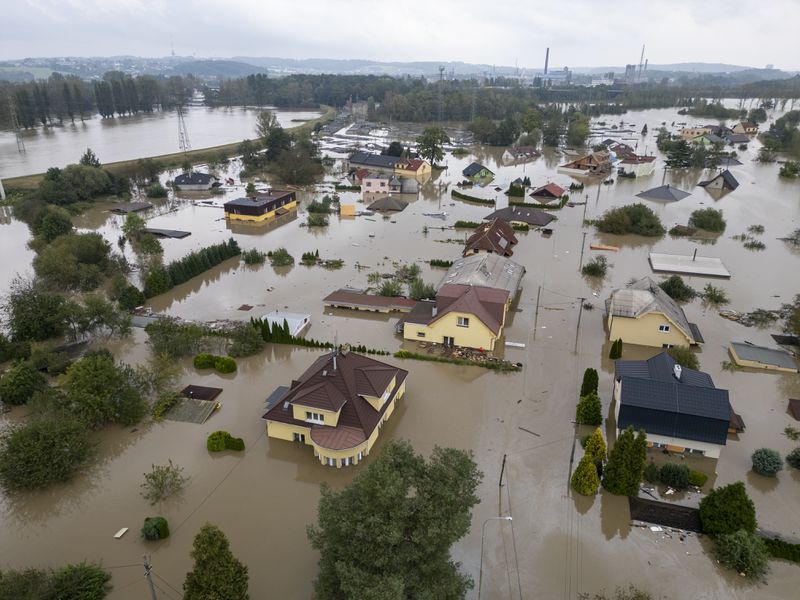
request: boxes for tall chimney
[544,48,550,75]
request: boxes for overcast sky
[2,0,798,70]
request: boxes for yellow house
[606,276,704,348]
[223,190,296,222]
[400,284,509,351]
[395,158,432,178]
[262,350,408,467]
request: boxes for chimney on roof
[673,364,682,381]
[432,305,438,317]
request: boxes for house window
[366,182,372,187]
[662,343,674,349]
[305,411,325,424]
[293,432,306,443]
[326,457,336,467]
[357,451,363,461]
[342,456,352,466]
[658,324,670,333]
[417,331,426,338]
[457,316,470,328]
[443,336,455,346]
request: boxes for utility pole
[578,231,588,271]
[143,555,158,600]
[574,298,586,354]
[532,285,542,340]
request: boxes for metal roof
[438,253,525,297]
[175,172,215,185]
[463,162,493,177]
[730,342,798,370]
[615,352,714,388]
[699,170,739,190]
[618,377,730,445]
[636,184,691,203]
[349,152,398,169]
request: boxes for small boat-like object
[423,211,447,219]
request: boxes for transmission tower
[8,97,25,153]
[177,105,191,155]
[438,66,445,123]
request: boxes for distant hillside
[171,60,269,77]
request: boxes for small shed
[262,311,311,337]
[699,170,739,192]
[462,162,494,179]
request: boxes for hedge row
[251,318,389,354]
[764,538,800,563]
[509,196,568,210]
[394,350,520,372]
[451,190,495,205]
[144,238,241,298]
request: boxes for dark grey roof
[731,342,798,370]
[463,162,493,177]
[484,205,555,227]
[615,351,714,388]
[175,172,216,185]
[726,133,750,144]
[688,323,705,343]
[698,169,739,190]
[368,196,408,212]
[224,191,293,209]
[110,201,153,214]
[636,184,691,202]
[349,152,398,169]
[618,376,730,445]
[713,156,743,167]
[703,133,725,144]
[264,385,290,411]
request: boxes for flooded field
[0,105,323,178]
[1,103,799,599]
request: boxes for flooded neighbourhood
[1,94,798,600]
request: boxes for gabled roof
[504,146,540,158]
[531,183,565,198]
[224,191,294,209]
[438,253,525,297]
[484,205,555,227]
[464,219,517,256]
[713,156,743,167]
[738,121,757,129]
[618,376,730,445]
[615,351,714,388]
[368,196,408,212]
[636,184,691,202]
[725,133,750,144]
[463,162,493,177]
[698,169,739,190]
[396,158,428,171]
[175,172,216,185]
[620,155,656,165]
[349,152,399,169]
[607,276,701,344]
[701,133,725,144]
[431,284,509,335]
[263,352,408,448]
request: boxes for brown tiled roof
[432,284,509,335]
[311,426,367,451]
[263,352,408,449]
[531,183,565,198]
[464,219,517,256]
[324,289,418,310]
[397,158,427,171]
[620,155,656,165]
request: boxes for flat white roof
[649,253,731,278]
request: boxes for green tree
[122,212,146,240]
[378,280,402,297]
[0,361,46,406]
[571,454,600,495]
[658,275,696,302]
[33,233,112,292]
[307,440,482,599]
[409,278,435,301]
[566,112,590,147]
[33,205,73,243]
[603,426,646,496]
[580,368,599,397]
[79,148,101,167]
[699,481,756,535]
[584,427,606,462]
[594,204,664,237]
[245,182,257,196]
[2,276,70,342]
[713,530,769,579]
[416,126,450,166]
[659,463,690,489]
[608,338,623,360]
[576,392,602,426]
[666,345,699,370]
[751,448,783,476]
[383,141,405,156]
[0,417,93,490]
[688,208,726,232]
[51,563,112,600]
[183,524,249,600]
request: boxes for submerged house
[613,352,732,458]
[698,170,739,192]
[679,126,713,140]
[263,350,408,467]
[618,155,657,178]
[395,158,432,177]
[557,151,611,176]
[606,276,704,348]
[530,183,566,200]
[728,342,799,373]
[484,205,555,227]
[732,121,758,135]
[362,173,401,196]
[463,219,517,257]
[347,152,400,174]
[502,146,541,163]
[223,191,296,222]
[462,162,495,179]
[174,172,219,191]
[397,254,525,351]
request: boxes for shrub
[116,284,146,310]
[51,562,112,600]
[242,249,266,265]
[764,537,800,563]
[194,353,216,369]
[701,284,729,306]
[141,516,170,540]
[584,427,606,462]
[0,418,93,490]
[145,183,168,198]
[140,460,188,504]
[581,256,609,277]
[575,392,602,426]
[666,345,700,370]
[0,361,46,406]
[226,325,266,358]
[269,248,294,266]
[571,454,600,495]
[580,368,599,397]
[688,470,708,487]
[603,426,647,496]
[659,463,690,489]
[214,356,237,374]
[453,220,480,229]
[751,448,783,476]
[609,338,623,360]
[429,259,453,268]
[378,280,403,297]
[713,530,769,579]
[786,447,800,469]
[207,431,231,452]
[301,251,319,266]
[593,203,665,236]
[409,278,436,301]
[659,275,696,302]
[699,481,756,535]
[688,208,726,232]
[643,461,659,484]
[152,391,181,421]
[227,436,245,451]
[307,213,328,227]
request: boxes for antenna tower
[177,105,191,155]
[8,97,25,153]
[438,66,445,123]
[638,45,645,81]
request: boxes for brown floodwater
[1,104,799,599]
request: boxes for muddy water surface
[1,104,799,599]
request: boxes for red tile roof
[464,219,517,256]
[432,284,509,335]
[396,158,427,172]
[531,183,565,198]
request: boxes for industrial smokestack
[544,48,550,75]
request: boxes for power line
[153,572,184,598]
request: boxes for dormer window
[305,411,325,424]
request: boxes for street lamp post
[478,516,513,600]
